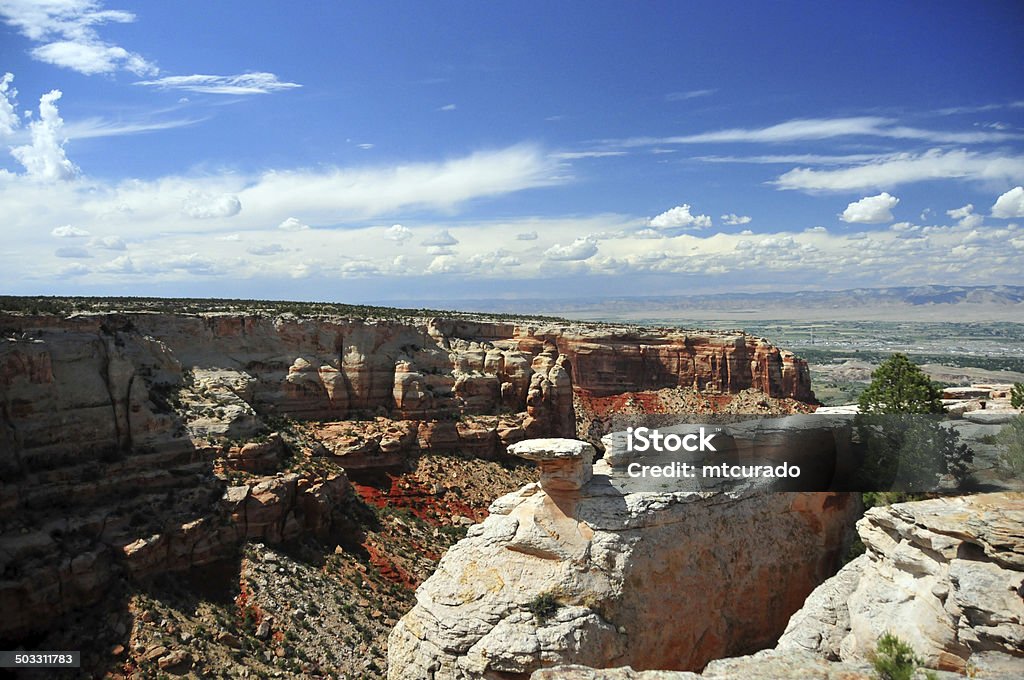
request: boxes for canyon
[0,307,814,676]
[1,304,1019,678]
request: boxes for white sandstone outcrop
[387,438,858,678]
[778,492,1024,675]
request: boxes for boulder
[387,439,858,679]
[778,492,1024,674]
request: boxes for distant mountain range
[386,285,1024,323]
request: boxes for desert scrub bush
[870,632,936,680]
[1011,382,1024,409]
[995,415,1024,475]
[526,590,562,624]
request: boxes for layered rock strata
[0,467,351,639]
[0,311,814,642]
[387,438,857,678]
[777,492,1024,675]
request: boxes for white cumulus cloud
[946,204,983,229]
[0,1,157,76]
[278,217,309,231]
[649,204,712,230]
[515,231,538,241]
[32,40,154,76]
[182,193,242,219]
[840,192,900,224]
[90,235,126,250]
[421,229,459,247]
[386,224,413,244]
[11,89,78,180]
[544,236,598,261]
[721,213,751,225]
[51,225,90,238]
[58,262,89,277]
[0,72,18,136]
[55,246,90,258]
[98,255,135,273]
[991,186,1024,218]
[247,243,285,256]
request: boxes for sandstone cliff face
[2,313,812,475]
[387,438,857,679]
[552,332,813,402]
[777,492,1024,676]
[0,311,813,642]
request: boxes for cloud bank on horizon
[0,1,1022,302]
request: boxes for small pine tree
[870,632,937,680]
[1010,383,1024,410]
[995,415,1024,475]
[856,354,973,490]
[858,354,944,415]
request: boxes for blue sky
[1,1,1023,303]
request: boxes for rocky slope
[387,438,858,678]
[523,492,1024,679]
[0,308,815,668]
[778,492,1024,676]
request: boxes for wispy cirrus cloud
[934,101,1024,116]
[611,116,1023,148]
[135,72,302,95]
[696,152,895,165]
[59,115,204,140]
[774,148,1024,192]
[665,89,715,101]
[0,0,157,75]
[549,150,627,160]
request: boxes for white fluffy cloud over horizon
[721,213,751,225]
[386,224,413,243]
[278,217,310,231]
[648,204,712,230]
[544,236,599,261]
[840,192,900,224]
[9,206,1022,298]
[991,186,1024,218]
[182,192,242,219]
[51,224,90,238]
[947,204,983,229]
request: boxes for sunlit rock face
[778,492,1024,675]
[387,437,858,679]
[0,311,814,642]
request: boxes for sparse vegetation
[1011,382,1024,409]
[0,295,569,323]
[870,632,937,680]
[995,415,1024,475]
[526,590,562,624]
[858,354,944,415]
[856,354,973,492]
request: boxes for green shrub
[526,591,561,624]
[995,415,1024,475]
[857,415,973,490]
[858,354,944,415]
[870,632,936,680]
[1010,382,1024,409]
